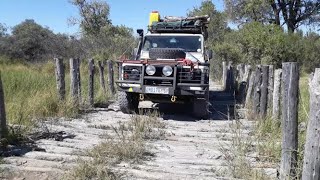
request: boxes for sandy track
[0,85,257,180]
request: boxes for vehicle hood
[186,52,205,63]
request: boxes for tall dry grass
[0,57,112,128]
[250,75,310,178]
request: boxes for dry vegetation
[65,112,166,180]
[238,75,310,179]
[0,57,111,127]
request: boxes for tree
[0,23,7,37]
[188,0,230,45]
[224,0,320,32]
[8,19,57,61]
[70,0,111,36]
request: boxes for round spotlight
[162,66,173,76]
[146,65,156,76]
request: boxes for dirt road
[0,85,271,180]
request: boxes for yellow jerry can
[149,11,160,26]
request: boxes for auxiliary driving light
[146,65,156,75]
[162,66,173,76]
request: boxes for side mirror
[137,29,144,37]
[206,49,213,60]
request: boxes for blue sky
[0,0,224,35]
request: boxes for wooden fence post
[227,61,235,93]
[243,65,252,83]
[54,58,65,101]
[98,61,106,94]
[268,65,274,109]
[70,58,79,103]
[260,65,269,118]
[236,64,245,82]
[280,62,299,179]
[76,58,82,102]
[0,72,7,138]
[88,59,95,106]
[302,68,320,180]
[222,61,227,89]
[237,64,251,106]
[272,69,282,120]
[107,60,115,94]
[253,66,262,116]
[245,71,255,107]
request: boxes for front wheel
[118,92,139,113]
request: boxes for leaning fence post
[253,66,262,116]
[301,69,320,180]
[260,65,269,118]
[107,60,115,94]
[280,62,299,179]
[54,58,65,101]
[272,69,282,120]
[98,61,106,95]
[88,59,95,106]
[70,58,79,103]
[0,72,7,138]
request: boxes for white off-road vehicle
[116,12,212,119]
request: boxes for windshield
[142,36,202,52]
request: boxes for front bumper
[115,61,209,96]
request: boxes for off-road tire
[149,48,186,59]
[118,92,139,113]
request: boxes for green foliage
[70,0,111,36]
[212,22,320,71]
[224,0,320,32]
[0,23,7,37]
[224,0,271,24]
[85,25,136,60]
[188,0,230,45]
[0,20,84,62]
[214,22,286,65]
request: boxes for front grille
[123,66,142,81]
[177,68,208,84]
[144,66,174,86]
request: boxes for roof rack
[149,15,210,39]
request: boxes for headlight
[131,69,139,74]
[162,66,173,76]
[146,65,156,76]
